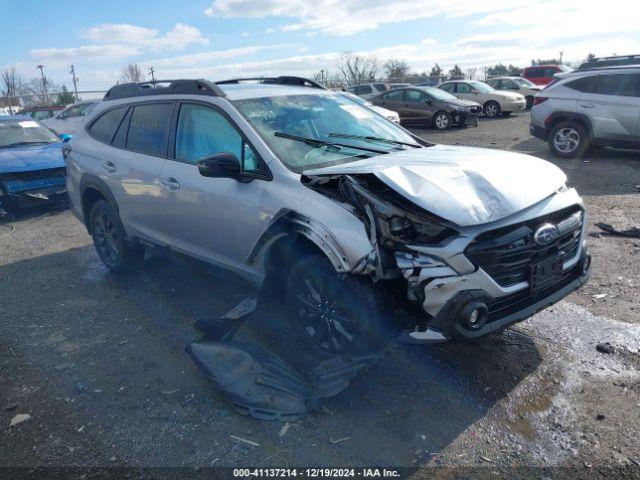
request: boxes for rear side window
[382,90,404,100]
[373,83,388,92]
[89,107,127,144]
[126,103,173,157]
[565,76,596,93]
[406,90,426,102]
[525,68,542,78]
[592,74,639,97]
[354,85,373,95]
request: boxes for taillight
[533,97,548,106]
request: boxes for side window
[526,68,542,78]
[457,83,473,94]
[373,83,388,92]
[544,67,559,77]
[592,74,638,97]
[126,103,173,157]
[485,79,498,88]
[566,76,596,93]
[503,80,518,90]
[405,90,426,103]
[439,83,455,93]
[382,90,405,101]
[89,107,127,144]
[355,85,373,95]
[175,104,265,175]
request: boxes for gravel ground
[1,112,639,476]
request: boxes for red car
[521,65,572,86]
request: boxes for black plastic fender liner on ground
[185,297,375,421]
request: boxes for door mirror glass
[197,152,242,178]
[59,133,72,143]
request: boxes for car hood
[0,142,64,174]
[304,144,567,227]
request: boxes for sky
[1,0,639,92]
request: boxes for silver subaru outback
[65,77,591,357]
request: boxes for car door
[577,73,640,142]
[402,89,432,126]
[373,89,405,119]
[455,82,477,102]
[102,102,174,244]
[158,102,271,274]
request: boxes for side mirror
[425,98,433,105]
[197,152,241,179]
[59,133,72,143]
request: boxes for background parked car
[346,82,388,100]
[340,92,400,123]
[371,86,481,129]
[521,65,573,86]
[0,116,67,217]
[18,106,65,121]
[438,80,526,118]
[42,101,97,135]
[485,76,542,108]
[530,65,640,158]
[413,80,439,87]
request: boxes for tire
[285,255,391,358]
[525,96,534,109]
[548,120,590,158]
[89,200,144,273]
[483,100,501,118]
[433,111,452,130]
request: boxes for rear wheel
[548,121,589,158]
[483,101,501,118]
[285,255,391,358]
[433,111,452,130]
[90,200,144,273]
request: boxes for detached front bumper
[0,176,67,211]
[400,248,591,343]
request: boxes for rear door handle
[161,177,181,191]
[102,162,116,173]
[580,103,596,108]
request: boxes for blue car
[0,116,68,217]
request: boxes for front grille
[468,106,481,114]
[0,167,66,182]
[465,205,583,288]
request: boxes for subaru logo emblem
[534,223,559,245]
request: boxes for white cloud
[146,45,294,68]
[30,45,139,65]
[84,23,208,51]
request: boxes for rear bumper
[530,123,547,140]
[400,248,590,344]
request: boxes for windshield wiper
[1,141,51,148]
[274,131,389,155]
[328,132,422,148]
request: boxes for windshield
[234,93,421,172]
[514,77,536,88]
[423,87,458,101]
[0,120,60,148]
[469,81,495,93]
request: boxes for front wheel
[285,255,391,358]
[433,111,452,130]
[548,121,589,158]
[90,200,144,273]
[483,101,501,118]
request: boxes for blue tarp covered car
[0,116,68,216]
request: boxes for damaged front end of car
[301,160,591,344]
[0,168,67,217]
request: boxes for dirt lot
[1,113,639,477]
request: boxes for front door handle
[580,103,596,108]
[161,177,181,191]
[102,162,116,173]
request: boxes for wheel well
[81,187,106,232]
[484,100,499,108]
[546,114,592,140]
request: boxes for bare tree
[383,59,410,81]
[120,63,145,83]
[336,52,379,85]
[1,66,24,114]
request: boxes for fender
[78,173,119,231]
[247,209,356,274]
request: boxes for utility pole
[69,65,79,101]
[36,64,49,105]
[148,66,156,86]
[559,51,564,64]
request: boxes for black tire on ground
[547,120,590,159]
[89,200,144,273]
[285,255,392,358]
[525,96,534,109]
[433,111,452,130]
[483,100,501,118]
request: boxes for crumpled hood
[0,143,64,174]
[304,144,567,227]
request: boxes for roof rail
[216,76,326,90]
[103,79,226,101]
[578,54,640,70]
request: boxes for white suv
[346,82,388,100]
[65,77,590,357]
[530,65,640,158]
